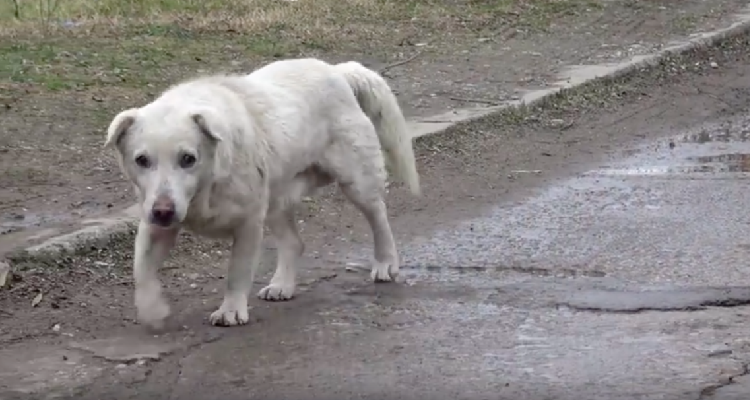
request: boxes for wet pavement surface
[13,126,750,399]
[8,40,750,400]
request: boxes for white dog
[104,58,421,328]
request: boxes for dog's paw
[258,283,295,301]
[209,296,249,327]
[135,292,171,330]
[371,260,399,283]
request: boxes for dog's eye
[179,153,197,169]
[134,155,151,168]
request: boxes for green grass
[0,0,603,96]
[1,34,267,92]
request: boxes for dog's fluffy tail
[336,61,421,196]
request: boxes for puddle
[588,154,750,176]
[1,211,70,233]
[0,211,73,253]
[587,118,750,177]
[688,153,750,172]
[0,205,139,257]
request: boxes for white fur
[104,58,421,328]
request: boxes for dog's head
[104,105,230,229]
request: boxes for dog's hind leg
[258,206,303,301]
[325,121,400,283]
[340,182,399,282]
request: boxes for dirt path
[2,21,750,400]
[1,0,748,239]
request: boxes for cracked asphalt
[6,35,750,400]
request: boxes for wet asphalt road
[6,113,750,400]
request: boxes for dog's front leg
[209,221,264,327]
[133,220,178,329]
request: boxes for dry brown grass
[4,0,419,37]
[9,1,351,35]
[1,0,600,39]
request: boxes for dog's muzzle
[149,196,177,227]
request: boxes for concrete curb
[410,6,750,138]
[5,10,750,264]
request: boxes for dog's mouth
[150,222,178,229]
[143,207,181,234]
[148,224,179,240]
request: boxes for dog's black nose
[150,198,176,227]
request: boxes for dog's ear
[190,110,232,179]
[191,113,224,143]
[104,108,139,150]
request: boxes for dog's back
[240,58,420,195]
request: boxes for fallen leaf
[0,261,9,287]
[32,292,43,307]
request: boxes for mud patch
[69,331,222,362]
[0,344,105,398]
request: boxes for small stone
[550,118,565,126]
[52,324,61,332]
[710,61,719,68]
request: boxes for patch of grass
[0,0,604,95]
[1,35,242,92]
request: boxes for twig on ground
[379,52,422,76]
[419,119,456,123]
[450,96,502,106]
